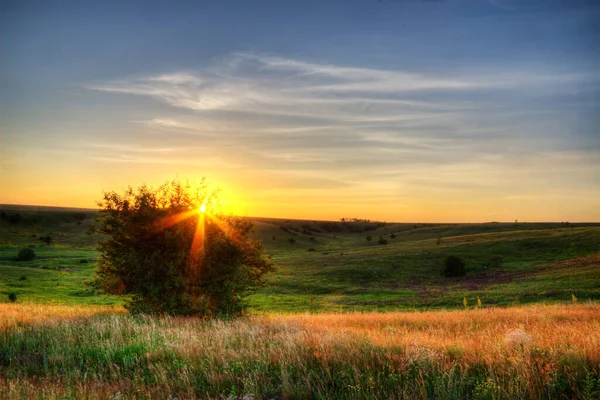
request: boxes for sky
[1,0,599,222]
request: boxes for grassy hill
[1,205,599,311]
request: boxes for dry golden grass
[262,303,600,358]
[1,302,599,399]
[0,303,124,329]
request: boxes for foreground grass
[1,303,599,399]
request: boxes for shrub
[288,237,296,244]
[39,236,52,245]
[8,293,17,302]
[366,236,372,241]
[390,233,396,239]
[19,275,27,281]
[442,255,466,277]
[79,259,89,264]
[378,237,388,245]
[17,248,36,261]
[92,179,274,317]
[307,248,316,252]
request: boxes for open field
[1,208,599,398]
[1,302,599,399]
[1,206,599,311]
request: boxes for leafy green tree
[92,179,274,317]
[442,255,466,277]
[17,247,36,261]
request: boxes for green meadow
[1,205,599,311]
[2,206,600,399]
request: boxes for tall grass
[1,303,599,399]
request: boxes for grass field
[1,303,599,399]
[1,206,599,311]
[1,206,600,398]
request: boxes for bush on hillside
[8,213,22,224]
[8,293,17,302]
[91,179,274,317]
[442,255,466,277]
[17,247,36,261]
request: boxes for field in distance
[0,205,599,311]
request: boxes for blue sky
[1,0,599,221]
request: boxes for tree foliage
[442,255,467,277]
[92,179,274,317]
[17,247,36,261]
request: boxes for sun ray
[188,210,206,275]
[206,213,242,244]
[156,209,198,232]
[150,203,240,277]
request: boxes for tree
[442,255,466,277]
[17,247,36,261]
[91,179,274,317]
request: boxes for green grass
[1,206,599,311]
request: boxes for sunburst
[154,203,237,277]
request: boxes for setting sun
[199,204,206,213]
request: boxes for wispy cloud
[88,52,593,123]
[84,53,598,205]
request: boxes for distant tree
[442,255,466,277]
[17,248,36,261]
[378,237,388,245]
[366,236,372,241]
[8,213,21,224]
[390,233,396,239]
[288,237,296,244]
[8,293,17,302]
[91,179,274,317]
